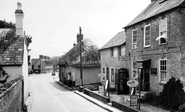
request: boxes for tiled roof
[125,0,184,28]
[0,37,24,65]
[99,31,126,51]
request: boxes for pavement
[25,74,170,112]
[55,77,170,112]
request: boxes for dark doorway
[140,60,150,91]
[117,68,129,94]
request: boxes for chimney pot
[17,2,22,10]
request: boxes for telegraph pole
[78,27,83,87]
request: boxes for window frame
[159,58,167,84]
[111,68,114,82]
[110,48,114,57]
[144,24,151,47]
[158,17,167,45]
[132,29,138,49]
[118,46,121,57]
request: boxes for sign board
[127,79,139,88]
[151,68,157,75]
[99,85,104,94]
[130,95,138,107]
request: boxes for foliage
[157,77,185,110]
[0,20,15,28]
[140,91,157,104]
[141,77,185,111]
[83,45,100,63]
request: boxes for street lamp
[136,60,143,110]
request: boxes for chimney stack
[76,27,83,43]
[15,2,24,36]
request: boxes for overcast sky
[0,0,150,58]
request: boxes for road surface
[29,73,109,112]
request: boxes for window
[144,24,151,47]
[159,59,167,83]
[103,68,105,74]
[110,48,114,57]
[156,17,167,45]
[111,68,114,82]
[132,29,137,49]
[118,46,121,56]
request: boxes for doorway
[140,60,150,91]
[117,68,129,94]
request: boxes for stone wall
[0,78,23,112]
[125,8,185,93]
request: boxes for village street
[28,73,110,112]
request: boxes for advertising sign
[127,79,139,88]
[130,95,138,107]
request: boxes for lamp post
[136,60,143,110]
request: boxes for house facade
[99,31,129,94]
[59,36,100,87]
[124,0,185,93]
[32,55,53,73]
[0,2,29,102]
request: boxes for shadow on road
[50,81,71,92]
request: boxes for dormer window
[132,29,137,49]
[156,17,167,45]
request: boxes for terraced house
[99,31,129,94]
[124,0,185,93]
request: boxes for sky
[0,0,150,58]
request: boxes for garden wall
[0,77,23,112]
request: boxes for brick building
[124,0,185,93]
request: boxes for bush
[157,77,185,110]
[140,91,157,104]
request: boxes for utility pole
[77,27,83,87]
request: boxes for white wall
[22,37,29,102]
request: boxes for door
[140,60,150,91]
[117,68,129,94]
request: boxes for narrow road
[29,73,109,112]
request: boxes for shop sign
[151,68,157,75]
[127,79,139,87]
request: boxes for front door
[140,60,150,91]
[117,68,129,94]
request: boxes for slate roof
[0,37,24,65]
[124,0,185,28]
[59,38,99,66]
[99,31,126,51]
[31,59,39,65]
